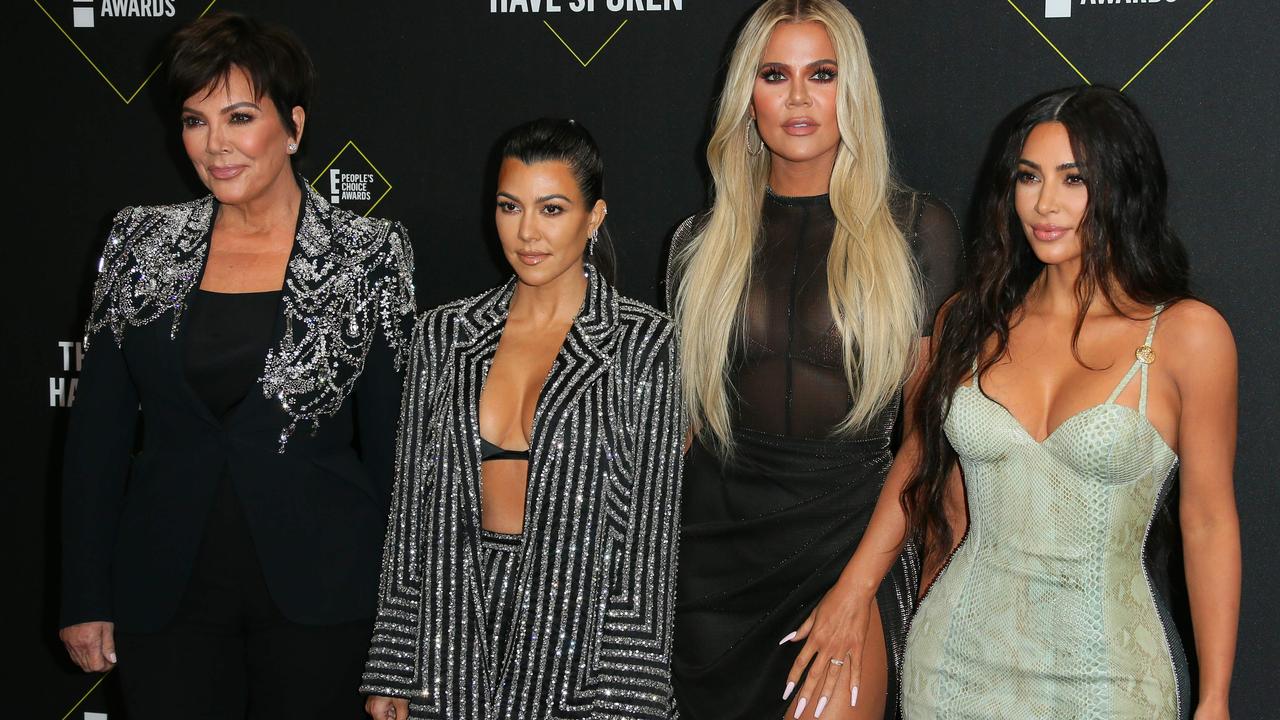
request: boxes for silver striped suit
[361,267,685,719]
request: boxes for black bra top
[480,436,530,462]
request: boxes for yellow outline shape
[544,19,629,68]
[1006,0,1090,84]
[33,0,219,104]
[1120,0,1216,91]
[1007,0,1216,92]
[60,668,112,720]
[310,140,394,217]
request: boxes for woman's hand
[781,581,874,718]
[365,695,410,719]
[59,621,116,672]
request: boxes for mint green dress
[902,308,1189,719]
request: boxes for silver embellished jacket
[61,181,417,632]
[85,181,417,447]
[361,268,685,719]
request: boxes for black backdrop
[8,1,1276,717]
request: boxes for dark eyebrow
[496,192,574,205]
[180,101,261,117]
[1018,159,1082,172]
[221,101,261,114]
[758,58,839,70]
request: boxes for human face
[1015,121,1089,267]
[751,21,841,172]
[180,65,303,207]
[494,159,605,289]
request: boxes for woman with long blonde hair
[666,1,961,718]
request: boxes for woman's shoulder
[617,294,676,330]
[615,294,679,364]
[671,210,711,246]
[890,189,960,241]
[1154,299,1235,357]
[106,196,213,245]
[324,202,411,260]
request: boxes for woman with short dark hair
[58,12,416,718]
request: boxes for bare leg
[784,597,889,720]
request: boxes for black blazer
[61,182,417,633]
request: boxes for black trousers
[114,477,372,720]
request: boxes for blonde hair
[673,0,923,451]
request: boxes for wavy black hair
[498,118,616,284]
[902,85,1194,562]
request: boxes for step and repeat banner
[7,1,1274,717]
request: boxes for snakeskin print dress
[902,308,1190,719]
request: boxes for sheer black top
[669,189,963,439]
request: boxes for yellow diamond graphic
[310,141,394,218]
[544,19,629,68]
[33,0,219,104]
[1007,0,1216,91]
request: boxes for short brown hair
[166,11,315,137]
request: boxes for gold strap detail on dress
[1105,304,1165,415]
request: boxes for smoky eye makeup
[810,65,838,81]
[758,64,787,82]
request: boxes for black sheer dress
[667,189,962,720]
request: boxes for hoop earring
[745,119,764,156]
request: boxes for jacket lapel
[444,280,514,680]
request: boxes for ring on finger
[829,657,846,666]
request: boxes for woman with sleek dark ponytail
[895,86,1239,718]
[362,119,684,720]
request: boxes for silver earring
[287,142,298,153]
[745,119,763,156]
[588,229,599,259]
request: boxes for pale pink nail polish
[107,652,117,663]
[850,685,859,707]
[815,696,829,717]
[778,631,797,645]
[783,681,796,700]
[793,697,808,719]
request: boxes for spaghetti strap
[971,356,980,389]
[1105,305,1165,415]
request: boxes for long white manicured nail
[815,696,829,717]
[783,681,796,700]
[779,631,797,645]
[793,697,808,719]
[850,685,859,707]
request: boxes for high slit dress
[666,189,962,719]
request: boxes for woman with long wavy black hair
[840,86,1240,719]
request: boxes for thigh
[115,624,248,720]
[786,597,889,720]
[245,616,373,720]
